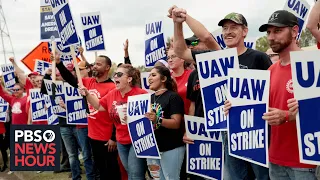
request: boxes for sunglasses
[268,54,279,58]
[11,88,21,92]
[190,40,199,46]
[113,72,124,78]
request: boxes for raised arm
[9,57,27,85]
[168,6,193,63]
[53,53,78,88]
[79,47,88,63]
[306,1,320,42]
[79,86,106,111]
[0,84,13,105]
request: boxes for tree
[299,29,317,47]
[256,36,269,52]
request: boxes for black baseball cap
[185,35,199,45]
[259,10,298,32]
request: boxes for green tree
[256,36,269,52]
[299,29,317,47]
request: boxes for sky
[0,0,316,73]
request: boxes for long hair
[152,66,177,92]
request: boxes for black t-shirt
[189,49,272,117]
[151,90,185,152]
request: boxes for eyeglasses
[167,55,177,60]
[268,54,279,58]
[190,40,199,46]
[11,89,20,92]
[113,72,124,78]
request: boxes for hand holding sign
[145,111,157,123]
[287,98,299,116]
[262,108,286,125]
[9,57,14,63]
[224,100,232,116]
[183,133,194,144]
[46,68,52,75]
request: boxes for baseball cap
[259,10,298,32]
[185,35,199,45]
[218,12,248,27]
[28,72,40,77]
[78,61,90,70]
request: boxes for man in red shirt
[259,10,317,179]
[307,0,320,49]
[55,54,122,180]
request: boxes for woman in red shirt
[0,83,28,125]
[80,64,147,180]
[167,49,192,115]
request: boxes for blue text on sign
[230,78,266,101]
[199,56,235,79]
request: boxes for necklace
[153,88,167,107]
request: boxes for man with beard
[55,55,123,180]
[258,10,317,179]
[306,0,320,49]
[171,6,271,180]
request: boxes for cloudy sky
[0,0,316,73]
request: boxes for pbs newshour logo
[10,125,60,171]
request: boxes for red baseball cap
[28,72,40,77]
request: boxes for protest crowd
[1,1,320,180]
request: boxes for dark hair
[152,66,177,92]
[119,64,141,87]
[117,63,123,67]
[98,55,112,66]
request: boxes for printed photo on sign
[1,64,15,89]
[140,72,154,93]
[44,95,59,125]
[65,83,88,125]
[50,0,79,47]
[34,60,52,76]
[127,93,160,159]
[80,12,105,51]
[227,69,270,167]
[196,48,239,131]
[40,0,60,41]
[211,29,257,49]
[283,0,310,39]
[30,89,47,122]
[10,125,60,171]
[145,20,167,68]
[0,97,9,122]
[43,80,66,118]
[290,51,320,165]
[185,115,224,180]
[48,38,81,63]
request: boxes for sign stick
[95,51,98,59]
[71,45,89,113]
[51,37,57,98]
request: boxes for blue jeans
[147,146,185,180]
[222,132,269,180]
[117,143,146,180]
[76,128,94,180]
[269,163,317,180]
[60,126,81,180]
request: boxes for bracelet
[156,117,162,127]
[285,111,289,122]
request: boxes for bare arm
[161,114,183,129]
[79,47,88,62]
[185,14,221,51]
[306,1,320,42]
[9,58,26,85]
[189,101,195,116]
[79,86,106,111]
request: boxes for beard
[269,31,293,53]
[92,71,101,77]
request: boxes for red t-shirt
[100,87,147,145]
[0,122,5,134]
[25,78,34,97]
[317,42,320,49]
[269,62,316,168]
[173,69,192,115]
[82,77,115,141]
[0,87,28,125]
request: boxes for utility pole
[0,0,15,65]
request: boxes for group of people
[0,2,320,180]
